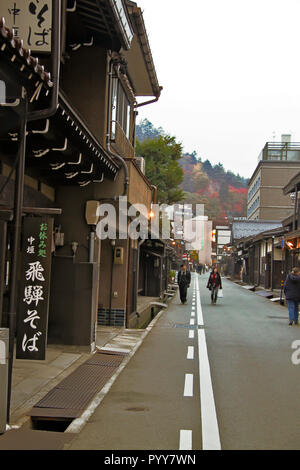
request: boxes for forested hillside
[136,119,249,220]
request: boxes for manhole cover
[126,407,148,412]
[174,323,197,329]
[173,324,204,329]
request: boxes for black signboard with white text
[16,217,53,360]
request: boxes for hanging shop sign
[2,0,52,53]
[16,217,53,360]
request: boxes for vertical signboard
[16,217,53,360]
[2,1,52,53]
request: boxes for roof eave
[128,3,161,98]
[283,171,300,195]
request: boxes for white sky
[136,0,300,178]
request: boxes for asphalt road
[67,273,300,450]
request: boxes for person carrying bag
[207,266,222,304]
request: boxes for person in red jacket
[207,266,222,304]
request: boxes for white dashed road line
[187,346,194,360]
[196,276,221,450]
[184,373,194,397]
[179,430,192,450]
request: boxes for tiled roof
[0,17,52,88]
[232,220,282,241]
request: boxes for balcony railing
[110,120,135,159]
[259,142,300,162]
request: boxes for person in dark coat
[207,266,222,304]
[284,267,300,326]
[177,264,191,304]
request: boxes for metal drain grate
[30,350,127,420]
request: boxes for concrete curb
[64,306,168,435]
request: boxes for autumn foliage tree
[135,119,249,221]
[135,135,184,204]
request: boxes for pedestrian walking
[207,266,222,304]
[283,267,300,326]
[177,264,191,304]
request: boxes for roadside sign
[16,217,53,360]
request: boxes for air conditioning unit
[135,157,146,175]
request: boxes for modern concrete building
[247,135,300,221]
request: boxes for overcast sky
[136,0,300,178]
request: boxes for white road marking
[179,430,192,450]
[189,330,194,339]
[187,346,194,360]
[195,276,221,450]
[190,318,195,326]
[184,373,194,396]
[191,311,195,317]
[196,282,204,327]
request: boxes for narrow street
[65,273,300,451]
[2,0,300,454]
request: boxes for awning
[1,90,120,185]
[284,229,300,241]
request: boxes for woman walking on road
[207,266,222,304]
[284,267,300,326]
[177,264,191,304]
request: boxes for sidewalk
[0,309,168,449]
[9,326,146,427]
